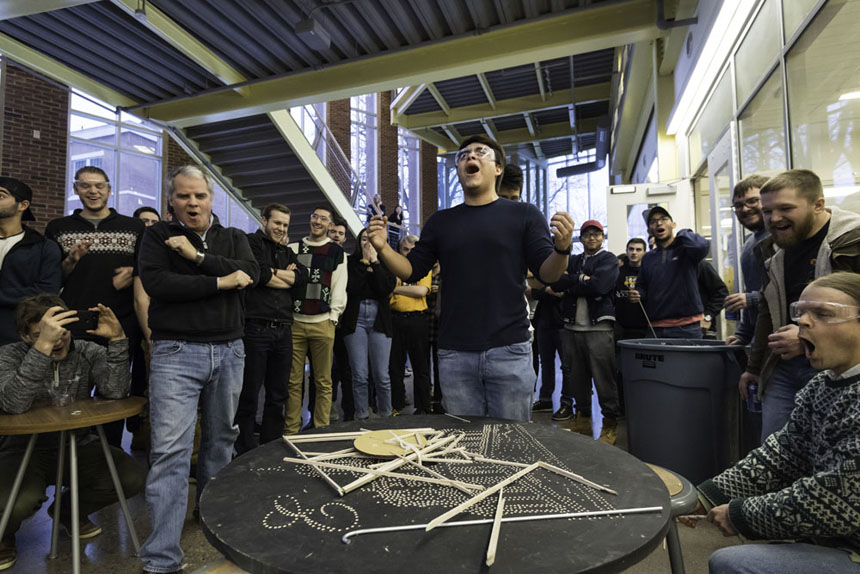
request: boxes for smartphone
[68,309,99,337]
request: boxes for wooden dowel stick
[420,458,474,464]
[466,454,530,468]
[486,490,505,567]
[342,434,458,494]
[282,439,344,496]
[282,457,481,490]
[285,427,436,443]
[426,462,541,531]
[396,455,481,495]
[537,461,617,495]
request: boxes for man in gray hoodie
[0,293,145,571]
[738,169,860,442]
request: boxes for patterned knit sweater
[699,369,860,551]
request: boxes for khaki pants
[285,320,335,434]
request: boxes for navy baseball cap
[0,176,35,221]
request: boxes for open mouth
[799,335,816,359]
[464,163,480,175]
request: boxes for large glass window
[689,70,733,171]
[67,92,162,216]
[397,127,420,232]
[783,0,820,42]
[787,0,860,205]
[734,0,780,107]
[547,152,609,253]
[738,70,787,177]
[351,93,377,207]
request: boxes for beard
[772,214,816,249]
[0,203,20,220]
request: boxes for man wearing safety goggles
[367,135,574,422]
[738,169,860,443]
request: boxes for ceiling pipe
[556,116,610,177]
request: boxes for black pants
[535,327,565,401]
[234,323,292,455]
[389,312,431,413]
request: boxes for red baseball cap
[580,220,604,233]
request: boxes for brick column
[326,99,352,198]
[1,63,69,233]
[163,135,196,216]
[377,91,399,213]
[420,140,438,225]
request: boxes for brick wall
[1,63,69,233]
[163,134,197,217]
[326,98,352,197]
[420,140,438,225]
[377,91,399,212]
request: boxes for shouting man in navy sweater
[630,206,710,339]
[367,135,573,422]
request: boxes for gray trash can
[617,339,744,485]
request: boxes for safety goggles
[789,300,860,324]
[455,145,496,164]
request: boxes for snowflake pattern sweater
[699,369,860,552]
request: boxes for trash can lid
[617,338,745,352]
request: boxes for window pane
[787,0,860,196]
[67,143,117,214]
[783,0,820,42]
[70,113,116,145]
[120,126,161,155]
[212,183,229,224]
[117,154,161,217]
[228,197,259,232]
[739,70,786,176]
[71,92,115,121]
[688,70,732,170]
[734,0,780,106]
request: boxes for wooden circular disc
[353,429,427,457]
[646,463,684,497]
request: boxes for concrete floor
[8,364,745,574]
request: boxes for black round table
[200,416,671,574]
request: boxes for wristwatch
[194,250,205,265]
[553,244,572,255]
[704,314,713,322]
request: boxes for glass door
[707,126,742,340]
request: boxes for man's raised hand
[367,215,389,251]
[550,212,574,252]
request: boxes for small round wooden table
[0,396,146,574]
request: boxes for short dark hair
[626,237,647,250]
[263,203,291,219]
[759,169,823,203]
[312,205,334,219]
[16,293,66,335]
[733,175,769,200]
[133,206,159,219]
[74,166,110,184]
[330,215,347,229]
[500,164,523,193]
[458,135,506,191]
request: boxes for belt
[392,310,428,316]
[246,318,292,329]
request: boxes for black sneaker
[532,400,553,412]
[551,405,574,421]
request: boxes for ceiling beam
[441,125,462,146]
[524,112,538,137]
[130,0,661,126]
[477,73,496,110]
[532,141,546,160]
[0,0,98,20]
[411,117,598,152]
[481,118,499,142]
[109,0,248,96]
[408,128,453,150]
[425,83,451,116]
[535,63,547,101]
[396,82,609,130]
[0,32,136,107]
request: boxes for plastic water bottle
[747,383,762,413]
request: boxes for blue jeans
[344,300,393,419]
[760,356,818,442]
[437,342,535,421]
[141,339,245,574]
[710,543,860,574]
[647,323,702,339]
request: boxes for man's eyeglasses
[789,300,860,324]
[455,145,496,164]
[732,197,761,211]
[75,181,109,191]
[310,213,331,223]
[648,216,671,226]
[581,231,604,239]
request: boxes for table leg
[49,430,67,559]
[70,432,80,574]
[95,425,141,554]
[0,434,37,541]
[666,521,687,574]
